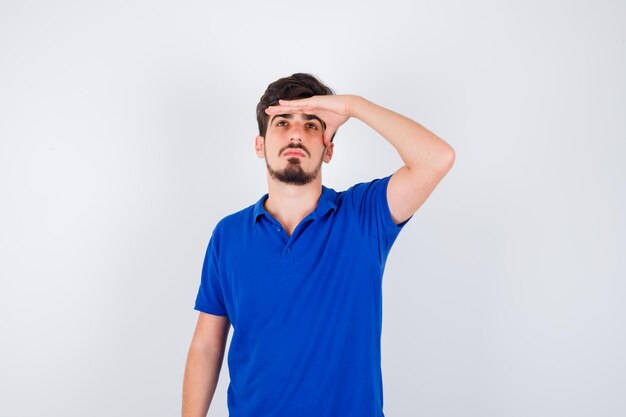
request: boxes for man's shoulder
[213,202,257,234]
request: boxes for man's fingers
[278,98,313,107]
[324,127,336,145]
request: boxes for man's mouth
[283,150,305,157]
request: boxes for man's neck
[264,175,323,236]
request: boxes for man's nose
[289,124,303,141]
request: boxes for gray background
[1,0,624,416]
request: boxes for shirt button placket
[281,245,294,265]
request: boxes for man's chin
[269,167,317,185]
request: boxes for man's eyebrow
[270,114,293,124]
[270,113,326,129]
[305,114,326,129]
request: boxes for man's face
[255,113,333,185]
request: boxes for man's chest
[218,215,381,328]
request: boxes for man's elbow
[441,146,456,171]
[425,145,455,174]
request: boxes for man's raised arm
[349,96,455,224]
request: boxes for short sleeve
[345,175,412,265]
[194,228,228,317]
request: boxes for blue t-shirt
[195,175,410,417]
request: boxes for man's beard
[265,145,324,185]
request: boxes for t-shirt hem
[194,302,228,317]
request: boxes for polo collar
[253,185,337,224]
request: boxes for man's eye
[306,123,318,129]
[276,121,287,127]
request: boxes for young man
[182,73,455,417]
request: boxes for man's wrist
[347,95,368,120]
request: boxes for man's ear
[255,135,265,158]
[323,142,334,163]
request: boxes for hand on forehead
[265,95,352,146]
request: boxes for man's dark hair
[256,73,335,141]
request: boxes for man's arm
[182,312,230,417]
[349,96,455,224]
[266,94,455,224]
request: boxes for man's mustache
[279,143,311,158]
